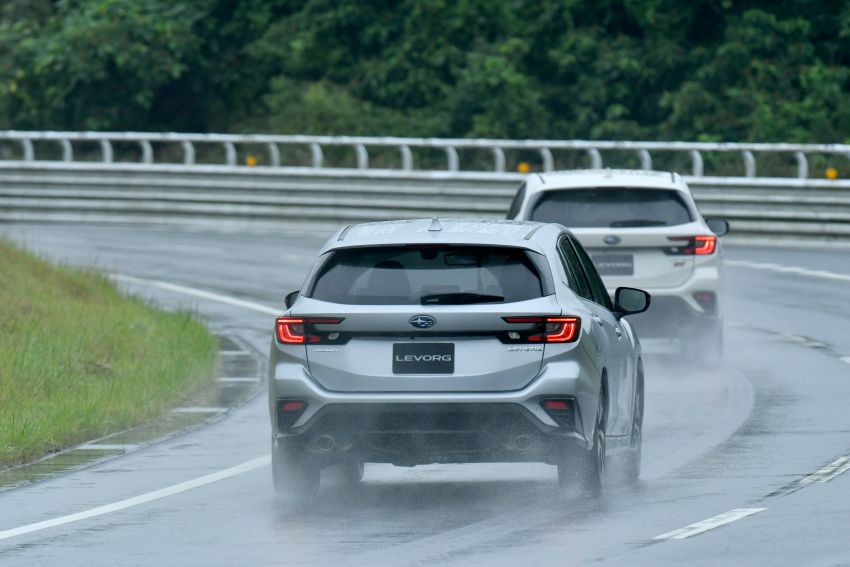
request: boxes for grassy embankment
[0,239,218,467]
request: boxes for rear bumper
[274,402,585,466]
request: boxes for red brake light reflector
[281,400,305,412]
[543,400,570,411]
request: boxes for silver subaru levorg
[269,218,650,498]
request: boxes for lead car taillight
[666,235,717,255]
[502,316,580,343]
[275,317,345,344]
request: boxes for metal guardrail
[3,131,850,178]
[1,160,850,246]
[1,132,850,246]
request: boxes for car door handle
[615,327,623,339]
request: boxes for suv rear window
[308,245,548,305]
[530,188,693,228]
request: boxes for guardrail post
[182,141,195,165]
[224,142,237,166]
[742,150,756,177]
[492,147,506,172]
[587,148,602,169]
[445,146,459,171]
[59,139,73,162]
[637,149,652,170]
[100,139,113,163]
[400,145,413,170]
[21,139,34,161]
[139,140,153,164]
[794,151,808,179]
[267,143,280,167]
[310,143,323,168]
[690,150,704,176]
[540,148,554,172]
[355,144,369,169]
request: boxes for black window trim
[563,234,614,311]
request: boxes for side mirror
[705,218,729,236]
[284,290,300,309]
[614,287,651,319]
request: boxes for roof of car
[323,218,561,253]
[528,168,687,193]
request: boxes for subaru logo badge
[409,315,436,329]
[603,235,621,245]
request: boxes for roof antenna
[428,217,442,232]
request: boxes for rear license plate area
[592,254,634,276]
[393,343,454,374]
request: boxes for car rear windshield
[530,188,694,228]
[308,245,547,305]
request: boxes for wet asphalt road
[1,223,850,566]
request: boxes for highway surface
[2,222,850,566]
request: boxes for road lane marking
[820,458,850,483]
[653,508,766,540]
[220,350,251,356]
[840,357,850,366]
[797,456,850,488]
[726,260,850,283]
[217,377,260,383]
[0,455,269,542]
[110,273,279,315]
[172,406,228,414]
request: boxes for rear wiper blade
[609,219,667,227]
[420,292,505,305]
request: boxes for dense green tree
[1,0,849,142]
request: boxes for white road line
[110,273,279,316]
[0,456,269,542]
[794,456,850,488]
[726,260,850,283]
[217,377,260,383]
[76,444,140,451]
[220,350,250,356]
[653,508,766,540]
[172,406,228,414]
[840,357,850,366]
[820,459,850,483]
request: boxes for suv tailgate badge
[409,315,436,329]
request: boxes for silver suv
[269,219,649,497]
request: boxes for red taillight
[544,317,580,342]
[502,316,580,343]
[666,235,717,255]
[275,317,344,344]
[276,317,305,343]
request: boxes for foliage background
[1,0,849,141]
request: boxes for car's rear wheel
[625,376,644,481]
[582,392,607,493]
[272,441,320,499]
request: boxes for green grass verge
[0,239,218,468]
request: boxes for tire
[272,441,320,499]
[625,377,644,482]
[580,389,607,494]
